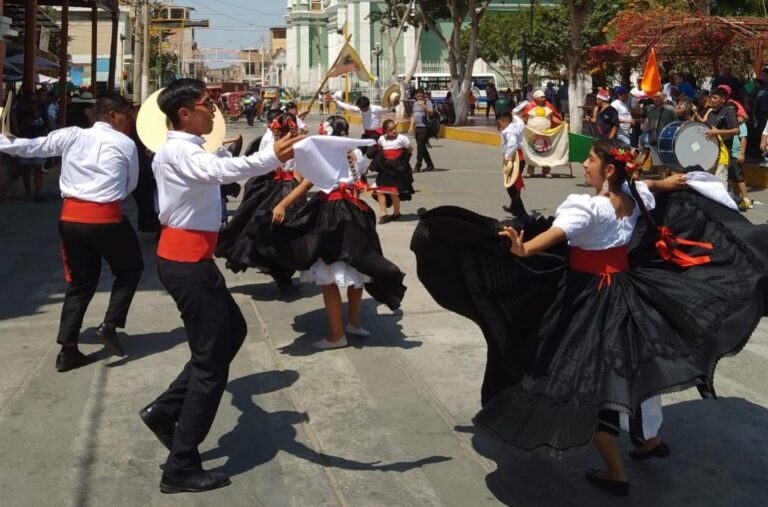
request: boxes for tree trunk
[566,0,592,133]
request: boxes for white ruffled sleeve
[623,180,655,211]
[552,194,595,239]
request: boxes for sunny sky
[179,0,287,50]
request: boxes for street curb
[343,113,767,188]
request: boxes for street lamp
[371,44,382,85]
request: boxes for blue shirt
[731,122,747,158]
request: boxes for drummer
[641,91,677,179]
[702,87,740,187]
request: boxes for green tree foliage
[465,0,629,75]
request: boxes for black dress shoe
[629,441,671,461]
[55,349,95,372]
[160,470,231,494]
[585,469,629,497]
[424,166,435,172]
[378,215,391,225]
[139,403,175,450]
[389,213,401,221]
[95,323,125,357]
[502,205,514,213]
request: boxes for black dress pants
[414,127,434,170]
[57,219,143,344]
[154,258,247,476]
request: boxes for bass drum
[656,121,719,172]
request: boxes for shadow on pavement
[230,280,322,302]
[457,397,768,507]
[278,304,421,356]
[96,327,187,367]
[203,370,451,477]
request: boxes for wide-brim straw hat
[136,88,226,154]
[381,82,401,108]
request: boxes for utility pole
[132,0,143,102]
[260,35,265,86]
[141,0,150,100]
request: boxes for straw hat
[502,157,520,189]
[136,88,226,154]
[381,83,401,108]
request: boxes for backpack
[427,108,441,138]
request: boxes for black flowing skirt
[272,193,406,310]
[411,190,767,454]
[370,152,415,202]
[215,173,300,279]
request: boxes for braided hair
[591,138,659,233]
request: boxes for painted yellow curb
[439,126,500,146]
[743,164,768,189]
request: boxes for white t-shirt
[611,99,632,135]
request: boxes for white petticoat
[300,259,371,288]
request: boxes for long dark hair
[591,138,659,233]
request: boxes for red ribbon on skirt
[655,226,713,267]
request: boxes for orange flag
[641,48,662,95]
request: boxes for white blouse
[552,181,655,250]
[377,134,411,151]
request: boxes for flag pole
[301,33,353,116]
[343,20,350,104]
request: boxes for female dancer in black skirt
[369,119,414,224]
[271,131,406,350]
[411,138,767,496]
[215,113,302,293]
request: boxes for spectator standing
[751,68,768,159]
[730,112,752,211]
[485,82,498,119]
[408,88,435,172]
[712,65,743,100]
[593,89,619,141]
[545,82,557,105]
[610,86,633,145]
[642,91,678,179]
[467,90,476,116]
[16,97,48,201]
[241,93,257,126]
[557,80,569,115]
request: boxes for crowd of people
[583,67,765,211]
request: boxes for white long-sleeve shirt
[152,131,281,232]
[333,98,384,131]
[501,117,525,161]
[0,121,138,202]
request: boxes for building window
[310,1,322,11]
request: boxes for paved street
[0,124,766,507]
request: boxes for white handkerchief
[293,136,375,193]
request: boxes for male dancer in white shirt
[332,95,385,139]
[0,94,143,372]
[137,79,302,494]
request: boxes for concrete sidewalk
[0,127,766,507]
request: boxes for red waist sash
[570,246,629,288]
[320,183,370,211]
[60,198,123,224]
[364,128,383,137]
[273,168,295,181]
[383,148,404,160]
[157,227,218,262]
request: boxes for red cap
[717,84,732,96]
